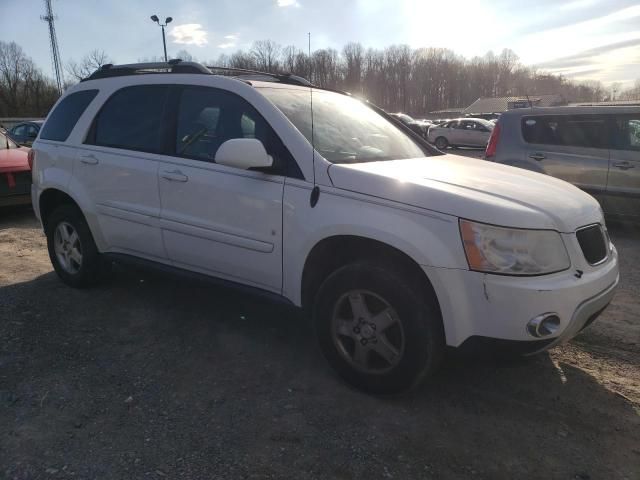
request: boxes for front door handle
[80,154,99,165]
[614,161,635,170]
[529,153,546,161]
[160,170,188,182]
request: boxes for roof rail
[82,59,212,81]
[206,66,314,87]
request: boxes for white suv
[31,61,619,393]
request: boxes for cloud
[169,24,208,47]
[218,34,238,49]
[218,42,236,49]
[536,37,640,69]
[277,0,299,6]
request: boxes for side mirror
[215,138,273,170]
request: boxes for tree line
[1,39,638,119]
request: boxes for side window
[12,125,26,136]
[454,121,466,129]
[90,85,169,153]
[613,115,640,151]
[174,86,292,175]
[522,115,606,148]
[27,125,38,137]
[40,90,98,141]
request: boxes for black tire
[45,204,109,288]
[314,262,445,394]
[435,136,449,150]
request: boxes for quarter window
[91,85,169,153]
[522,115,607,148]
[40,90,98,141]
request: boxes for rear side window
[612,115,640,151]
[40,90,98,141]
[522,115,607,148]
[90,85,169,153]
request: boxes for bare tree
[66,50,113,81]
[251,40,281,72]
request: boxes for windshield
[259,87,430,164]
[0,131,18,149]
[396,113,414,123]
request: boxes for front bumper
[422,241,619,348]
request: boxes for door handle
[80,154,99,165]
[160,169,188,182]
[529,153,546,161]
[614,161,634,170]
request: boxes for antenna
[309,32,319,208]
[41,0,64,94]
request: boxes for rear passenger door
[157,85,287,293]
[79,85,169,260]
[521,114,610,205]
[606,114,640,219]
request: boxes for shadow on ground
[1,258,639,479]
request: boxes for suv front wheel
[45,205,109,288]
[314,262,445,393]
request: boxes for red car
[0,129,31,207]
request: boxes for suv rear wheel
[314,262,445,393]
[45,205,109,288]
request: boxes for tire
[45,204,109,288]
[435,136,449,150]
[314,262,445,394]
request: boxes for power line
[41,0,64,94]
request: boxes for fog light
[527,313,561,338]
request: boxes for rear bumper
[0,193,31,207]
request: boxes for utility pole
[41,0,64,94]
[150,15,173,62]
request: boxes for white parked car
[427,118,494,149]
[31,62,619,393]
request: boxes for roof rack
[82,59,212,81]
[81,59,316,88]
[206,66,314,87]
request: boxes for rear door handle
[80,153,99,165]
[614,161,634,170]
[160,169,188,182]
[529,153,546,161]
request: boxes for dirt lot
[1,207,638,480]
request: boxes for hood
[327,155,602,232]
[0,147,30,174]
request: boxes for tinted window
[12,125,26,136]
[92,85,169,153]
[175,86,293,175]
[522,115,606,148]
[612,115,640,151]
[40,90,98,141]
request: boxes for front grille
[576,225,607,265]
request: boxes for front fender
[282,181,467,305]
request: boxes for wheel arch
[39,188,82,230]
[300,235,442,317]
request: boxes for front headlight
[459,219,571,276]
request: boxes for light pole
[150,15,172,62]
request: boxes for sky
[1,0,639,89]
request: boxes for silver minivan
[486,106,640,221]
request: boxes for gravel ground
[1,206,639,480]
